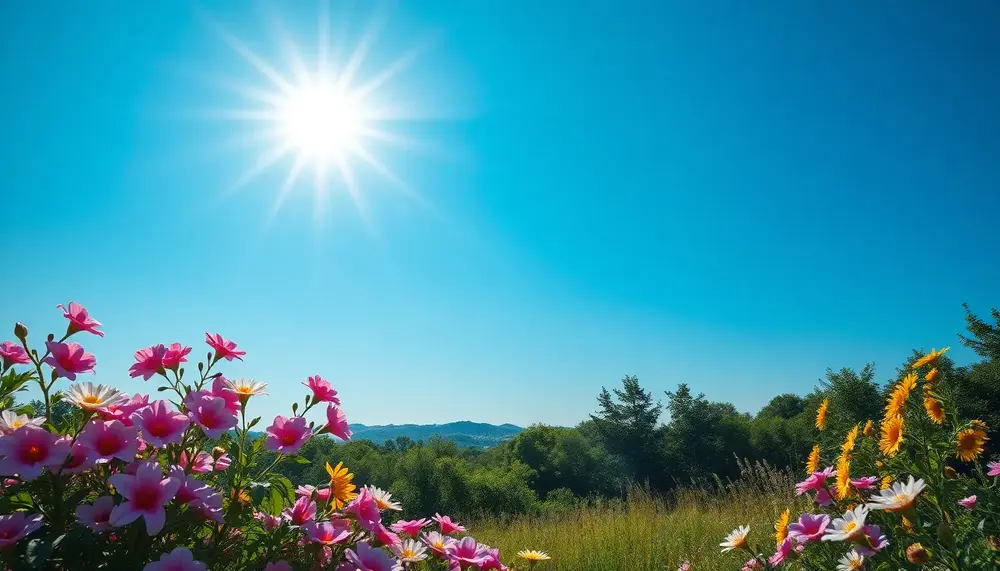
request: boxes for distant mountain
[349,421,523,448]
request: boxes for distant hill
[349,421,523,448]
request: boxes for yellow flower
[885,374,917,418]
[806,444,821,475]
[971,419,989,432]
[774,509,790,548]
[862,420,873,437]
[912,347,949,369]
[902,517,915,535]
[880,415,904,457]
[925,368,939,382]
[956,428,988,462]
[815,398,829,431]
[880,475,893,490]
[835,454,852,500]
[517,550,552,566]
[841,424,860,455]
[923,387,945,424]
[325,461,358,510]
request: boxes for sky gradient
[2,1,999,427]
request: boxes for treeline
[272,304,1000,519]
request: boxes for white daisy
[720,525,751,553]
[837,550,865,570]
[823,506,868,542]
[393,539,428,563]
[64,382,126,412]
[367,485,403,511]
[224,378,268,398]
[866,475,926,513]
[0,410,45,434]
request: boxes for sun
[278,83,365,160]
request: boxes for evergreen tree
[590,375,664,488]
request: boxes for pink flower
[143,547,208,571]
[57,302,104,337]
[254,512,283,531]
[0,341,30,366]
[988,461,1000,477]
[958,495,977,509]
[422,531,456,558]
[338,542,402,571]
[854,525,889,557]
[787,513,830,544]
[795,467,835,495]
[64,441,95,473]
[131,401,189,448]
[263,562,293,571]
[171,468,212,505]
[391,518,431,538]
[373,523,401,548]
[186,394,238,439]
[326,405,353,441]
[446,536,489,568]
[179,450,215,474]
[434,513,466,535]
[0,425,71,480]
[850,476,879,490]
[78,419,140,463]
[768,537,802,566]
[129,345,168,380]
[815,488,833,506]
[677,562,692,571]
[211,377,241,414]
[99,394,149,426]
[303,520,352,545]
[296,484,317,498]
[316,487,332,504]
[346,487,381,529]
[205,333,245,362]
[190,490,224,523]
[303,376,340,404]
[162,343,192,371]
[0,513,44,551]
[43,341,96,380]
[76,496,115,532]
[480,546,507,571]
[264,416,311,454]
[214,453,231,471]
[742,560,763,571]
[282,496,317,526]
[109,461,181,535]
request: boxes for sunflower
[923,387,945,424]
[863,419,874,437]
[880,415,904,457]
[956,428,988,462]
[971,419,989,432]
[806,444,821,475]
[774,509,790,548]
[912,347,949,369]
[925,368,939,383]
[815,398,830,431]
[325,461,358,510]
[835,454,852,500]
[885,374,917,418]
[841,425,860,455]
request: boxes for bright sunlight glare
[279,83,365,160]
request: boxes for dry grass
[474,460,806,571]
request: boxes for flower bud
[212,446,226,460]
[13,322,27,340]
[862,420,873,437]
[944,466,958,479]
[906,543,930,564]
[925,368,939,382]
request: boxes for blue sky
[2,1,999,427]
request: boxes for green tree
[662,384,753,484]
[590,375,664,488]
[756,393,805,419]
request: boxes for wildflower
[885,374,917,418]
[98,393,148,426]
[923,388,945,424]
[867,476,926,515]
[282,496,317,526]
[815,488,834,506]
[391,518,431,537]
[862,420,873,437]
[393,539,429,563]
[815,398,829,431]
[0,341,30,367]
[906,543,930,564]
[314,487,332,504]
[0,513,44,550]
[296,484,317,498]
[956,427,988,462]
[65,382,125,412]
[988,461,1000,477]
[171,468,213,506]
[836,550,865,571]
[162,343,192,370]
[265,415,311,454]
[787,512,830,544]
[303,520,352,545]
[879,415,904,457]
[345,487,381,529]
[143,547,208,571]
[109,461,181,535]
[255,512,283,531]
[186,394,238,438]
[76,496,115,532]
[326,461,358,510]
[741,561,762,571]
[372,522,401,548]
[367,486,403,511]
[423,531,456,558]
[129,345,168,380]
[303,375,341,404]
[224,378,268,403]
[57,302,104,337]
[0,425,71,480]
[850,476,878,490]
[855,524,889,556]
[179,450,215,474]
[326,405,353,441]
[795,466,835,495]
[880,475,893,490]
[43,341,96,380]
[822,506,868,542]
[78,419,140,463]
[263,562,293,571]
[434,513,466,535]
[806,444,821,475]
[449,537,490,568]
[342,541,402,571]
[925,367,939,382]
[214,452,231,471]
[516,550,552,568]
[957,495,977,509]
[720,525,751,552]
[205,333,245,362]
[0,410,44,434]
[841,425,859,455]
[768,537,802,566]
[912,347,949,369]
[677,562,692,571]
[480,545,507,571]
[835,455,852,500]
[774,509,790,547]
[64,442,95,473]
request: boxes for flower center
[11,420,25,429]
[281,432,298,446]
[403,549,415,557]
[200,411,219,428]
[147,418,170,437]
[22,443,45,463]
[133,486,160,511]
[96,434,121,456]
[83,395,101,405]
[843,522,857,534]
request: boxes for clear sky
[2,1,999,428]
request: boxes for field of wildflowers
[0,303,549,570]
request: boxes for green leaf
[291,456,311,465]
[25,536,53,567]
